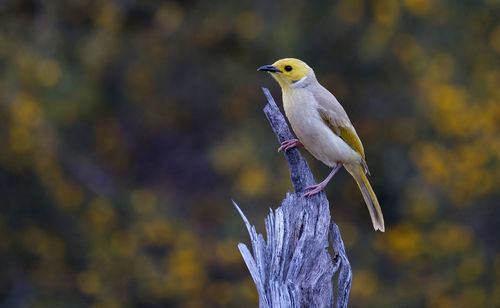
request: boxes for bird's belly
[284,100,360,167]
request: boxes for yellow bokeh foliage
[0,1,498,307]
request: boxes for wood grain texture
[234,88,352,308]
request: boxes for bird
[258,58,385,232]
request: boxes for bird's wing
[313,85,367,161]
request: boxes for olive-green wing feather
[318,110,365,159]
[313,84,370,174]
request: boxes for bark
[234,88,352,308]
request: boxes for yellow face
[258,58,313,88]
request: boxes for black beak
[257,65,282,73]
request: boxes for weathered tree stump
[234,88,352,308]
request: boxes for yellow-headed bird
[258,58,385,232]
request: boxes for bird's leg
[303,163,343,197]
[278,139,303,152]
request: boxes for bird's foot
[302,183,326,197]
[301,164,343,197]
[278,139,303,152]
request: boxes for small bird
[258,58,385,232]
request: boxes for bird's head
[258,58,315,88]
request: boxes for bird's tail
[344,163,385,232]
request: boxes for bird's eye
[284,65,292,72]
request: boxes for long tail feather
[345,164,385,232]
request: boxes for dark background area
[1,0,499,307]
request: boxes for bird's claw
[278,139,303,152]
[302,183,326,197]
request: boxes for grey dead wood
[234,88,352,308]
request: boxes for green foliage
[0,0,499,307]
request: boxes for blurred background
[1,0,499,307]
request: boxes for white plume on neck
[292,76,308,87]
